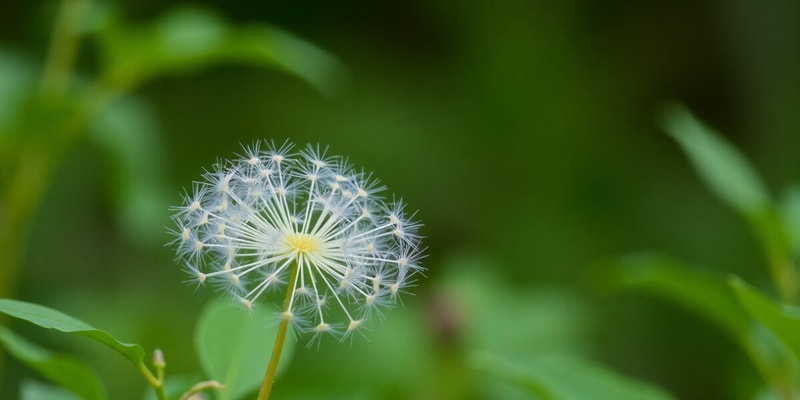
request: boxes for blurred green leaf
[658,103,797,301]
[297,254,593,399]
[0,298,145,367]
[223,26,346,96]
[88,96,170,246]
[0,326,106,400]
[441,254,591,358]
[731,278,800,360]
[659,103,770,214]
[194,298,295,400]
[95,7,346,95]
[754,388,783,400]
[271,294,435,398]
[0,52,37,131]
[601,257,799,395]
[20,380,80,400]
[469,352,675,400]
[779,187,800,257]
[600,254,749,336]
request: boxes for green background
[1,0,799,399]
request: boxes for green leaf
[442,256,591,357]
[0,298,145,366]
[658,104,796,300]
[780,187,800,257]
[601,257,798,393]
[194,298,295,400]
[222,25,346,96]
[20,380,80,400]
[599,254,750,336]
[469,352,675,400]
[272,296,434,398]
[95,7,346,95]
[0,326,106,400]
[88,96,171,247]
[0,51,37,131]
[659,103,770,214]
[730,278,800,360]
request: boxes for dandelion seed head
[347,319,361,332]
[170,141,425,341]
[372,275,382,292]
[315,322,330,333]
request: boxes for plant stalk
[40,0,90,98]
[139,362,167,400]
[256,260,299,400]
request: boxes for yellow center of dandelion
[285,233,320,254]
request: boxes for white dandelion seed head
[171,141,425,341]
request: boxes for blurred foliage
[0,299,146,365]
[659,104,797,301]
[604,108,800,398]
[1,0,799,399]
[469,352,674,400]
[18,380,81,400]
[194,299,295,400]
[600,254,750,336]
[732,279,800,361]
[0,327,105,399]
[92,6,346,95]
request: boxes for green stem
[179,380,225,400]
[751,211,799,305]
[40,0,91,98]
[140,362,167,400]
[772,259,798,306]
[740,333,797,400]
[256,261,299,400]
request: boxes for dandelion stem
[257,260,299,400]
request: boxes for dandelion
[170,140,425,398]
